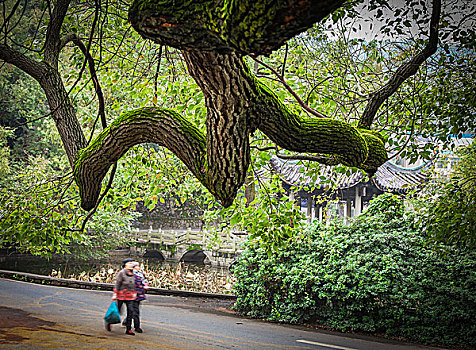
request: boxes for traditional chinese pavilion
[270,156,431,222]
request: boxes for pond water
[0,253,230,276]
[2,254,147,274]
[0,253,235,294]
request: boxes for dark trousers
[117,300,134,331]
[132,300,141,329]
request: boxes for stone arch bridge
[129,228,247,267]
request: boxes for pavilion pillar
[321,201,328,223]
[338,201,345,219]
[354,187,362,216]
[346,198,352,223]
[315,203,321,222]
[297,196,302,211]
[307,196,313,222]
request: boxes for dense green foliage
[232,194,476,346]
[0,2,209,257]
[0,127,13,177]
[418,141,476,247]
[0,154,140,258]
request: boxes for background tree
[417,142,476,247]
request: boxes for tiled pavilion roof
[270,156,430,194]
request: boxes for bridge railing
[133,227,247,252]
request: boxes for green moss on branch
[74,107,207,211]
[249,69,387,172]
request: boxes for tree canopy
[0,0,473,218]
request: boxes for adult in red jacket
[106,261,137,335]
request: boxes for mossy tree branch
[74,108,209,211]
[75,48,387,210]
[183,50,387,175]
[128,0,346,55]
[74,0,389,210]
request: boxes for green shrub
[232,194,476,347]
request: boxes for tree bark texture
[182,51,253,207]
[128,0,346,55]
[40,66,88,166]
[74,0,388,210]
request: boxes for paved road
[0,278,445,350]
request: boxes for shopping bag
[104,301,121,324]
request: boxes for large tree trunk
[182,50,253,207]
[40,66,87,166]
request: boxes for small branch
[13,105,60,127]
[251,56,328,118]
[59,33,76,50]
[0,0,21,39]
[305,76,334,105]
[387,112,418,162]
[154,45,163,104]
[250,145,278,152]
[43,180,76,216]
[6,37,43,53]
[281,43,288,77]
[68,34,106,128]
[358,0,441,129]
[66,1,100,95]
[459,176,476,188]
[2,0,27,40]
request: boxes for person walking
[106,261,137,335]
[131,262,148,333]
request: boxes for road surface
[0,278,445,349]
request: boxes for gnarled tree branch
[74,0,389,210]
[128,0,346,55]
[0,42,47,81]
[358,0,441,129]
[75,48,388,210]
[74,108,208,211]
